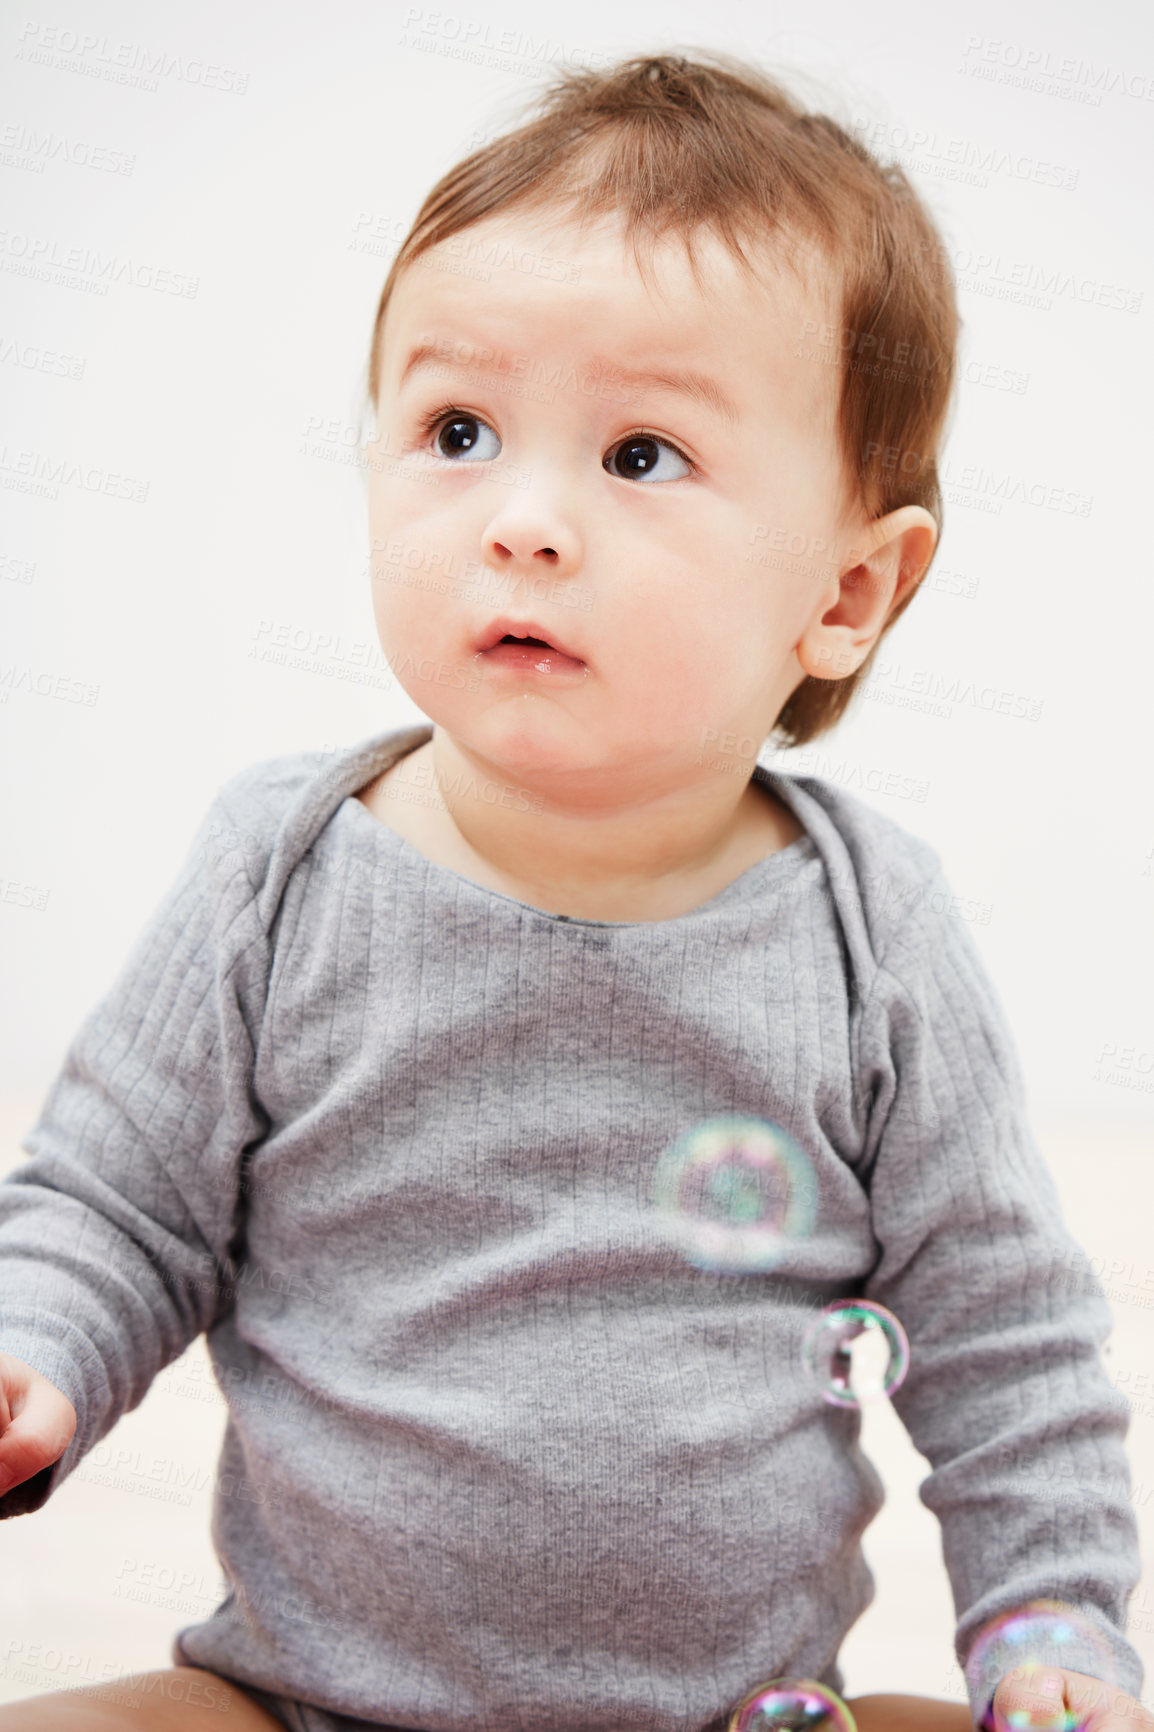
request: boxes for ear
[795,505,938,682]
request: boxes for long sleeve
[854,865,1144,1724]
[0,790,272,1519]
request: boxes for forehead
[382,211,842,442]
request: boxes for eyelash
[414,400,698,475]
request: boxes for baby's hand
[0,1350,77,1496]
[990,1666,1154,1732]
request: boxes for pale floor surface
[0,1097,1150,1710]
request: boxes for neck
[413,726,783,918]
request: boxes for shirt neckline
[333,724,818,930]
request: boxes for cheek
[367,498,449,630]
[371,579,432,652]
[369,474,470,596]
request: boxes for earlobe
[794,630,867,683]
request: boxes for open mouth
[475,619,588,679]
[475,617,586,663]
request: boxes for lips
[475,616,585,663]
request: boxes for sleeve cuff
[0,1312,102,1519]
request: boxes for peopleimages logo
[0,334,85,378]
[0,121,135,175]
[0,229,199,297]
[851,116,1079,191]
[0,443,148,501]
[14,21,250,94]
[928,245,1141,314]
[959,35,1154,103]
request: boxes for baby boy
[0,48,1148,1732]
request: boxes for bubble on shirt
[650,1116,817,1274]
[800,1300,909,1407]
[728,1676,858,1732]
[964,1600,1117,1732]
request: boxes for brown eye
[420,407,501,463]
[437,415,480,456]
[605,433,693,483]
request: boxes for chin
[463,703,596,774]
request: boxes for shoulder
[212,744,335,834]
[196,745,333,875]
[102,747,338,1003]
[776,768,1004,1033]
[189,727,424,920]
[764,760,949,967]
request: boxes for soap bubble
[728,1677,858,1732]
[650,1116,817,1273]
[801,1300,909,1407]
[990,1673,1078,1732]
[965,1601,1116,1732]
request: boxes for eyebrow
[398,341,740,428]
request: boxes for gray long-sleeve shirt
[0,722,1144,1731]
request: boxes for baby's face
[365,211,860,784]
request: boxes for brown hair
[364,48,960,747]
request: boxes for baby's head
[361,50,958,787]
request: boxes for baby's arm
[852,864,1144,1725]
[0,791,271,1516]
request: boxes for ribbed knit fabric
[0,722,1143,1732]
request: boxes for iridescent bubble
[800,1300,909,1407]
[650,1116,817,1274]
[964,1601,1116,1732]
[990,1671,1079,1732]
[728,1677,858,1732]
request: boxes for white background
[1,0,1152,1714]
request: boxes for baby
[0,48,1148,1732]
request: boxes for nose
[492,537,557,563]
[480,497,580,576]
